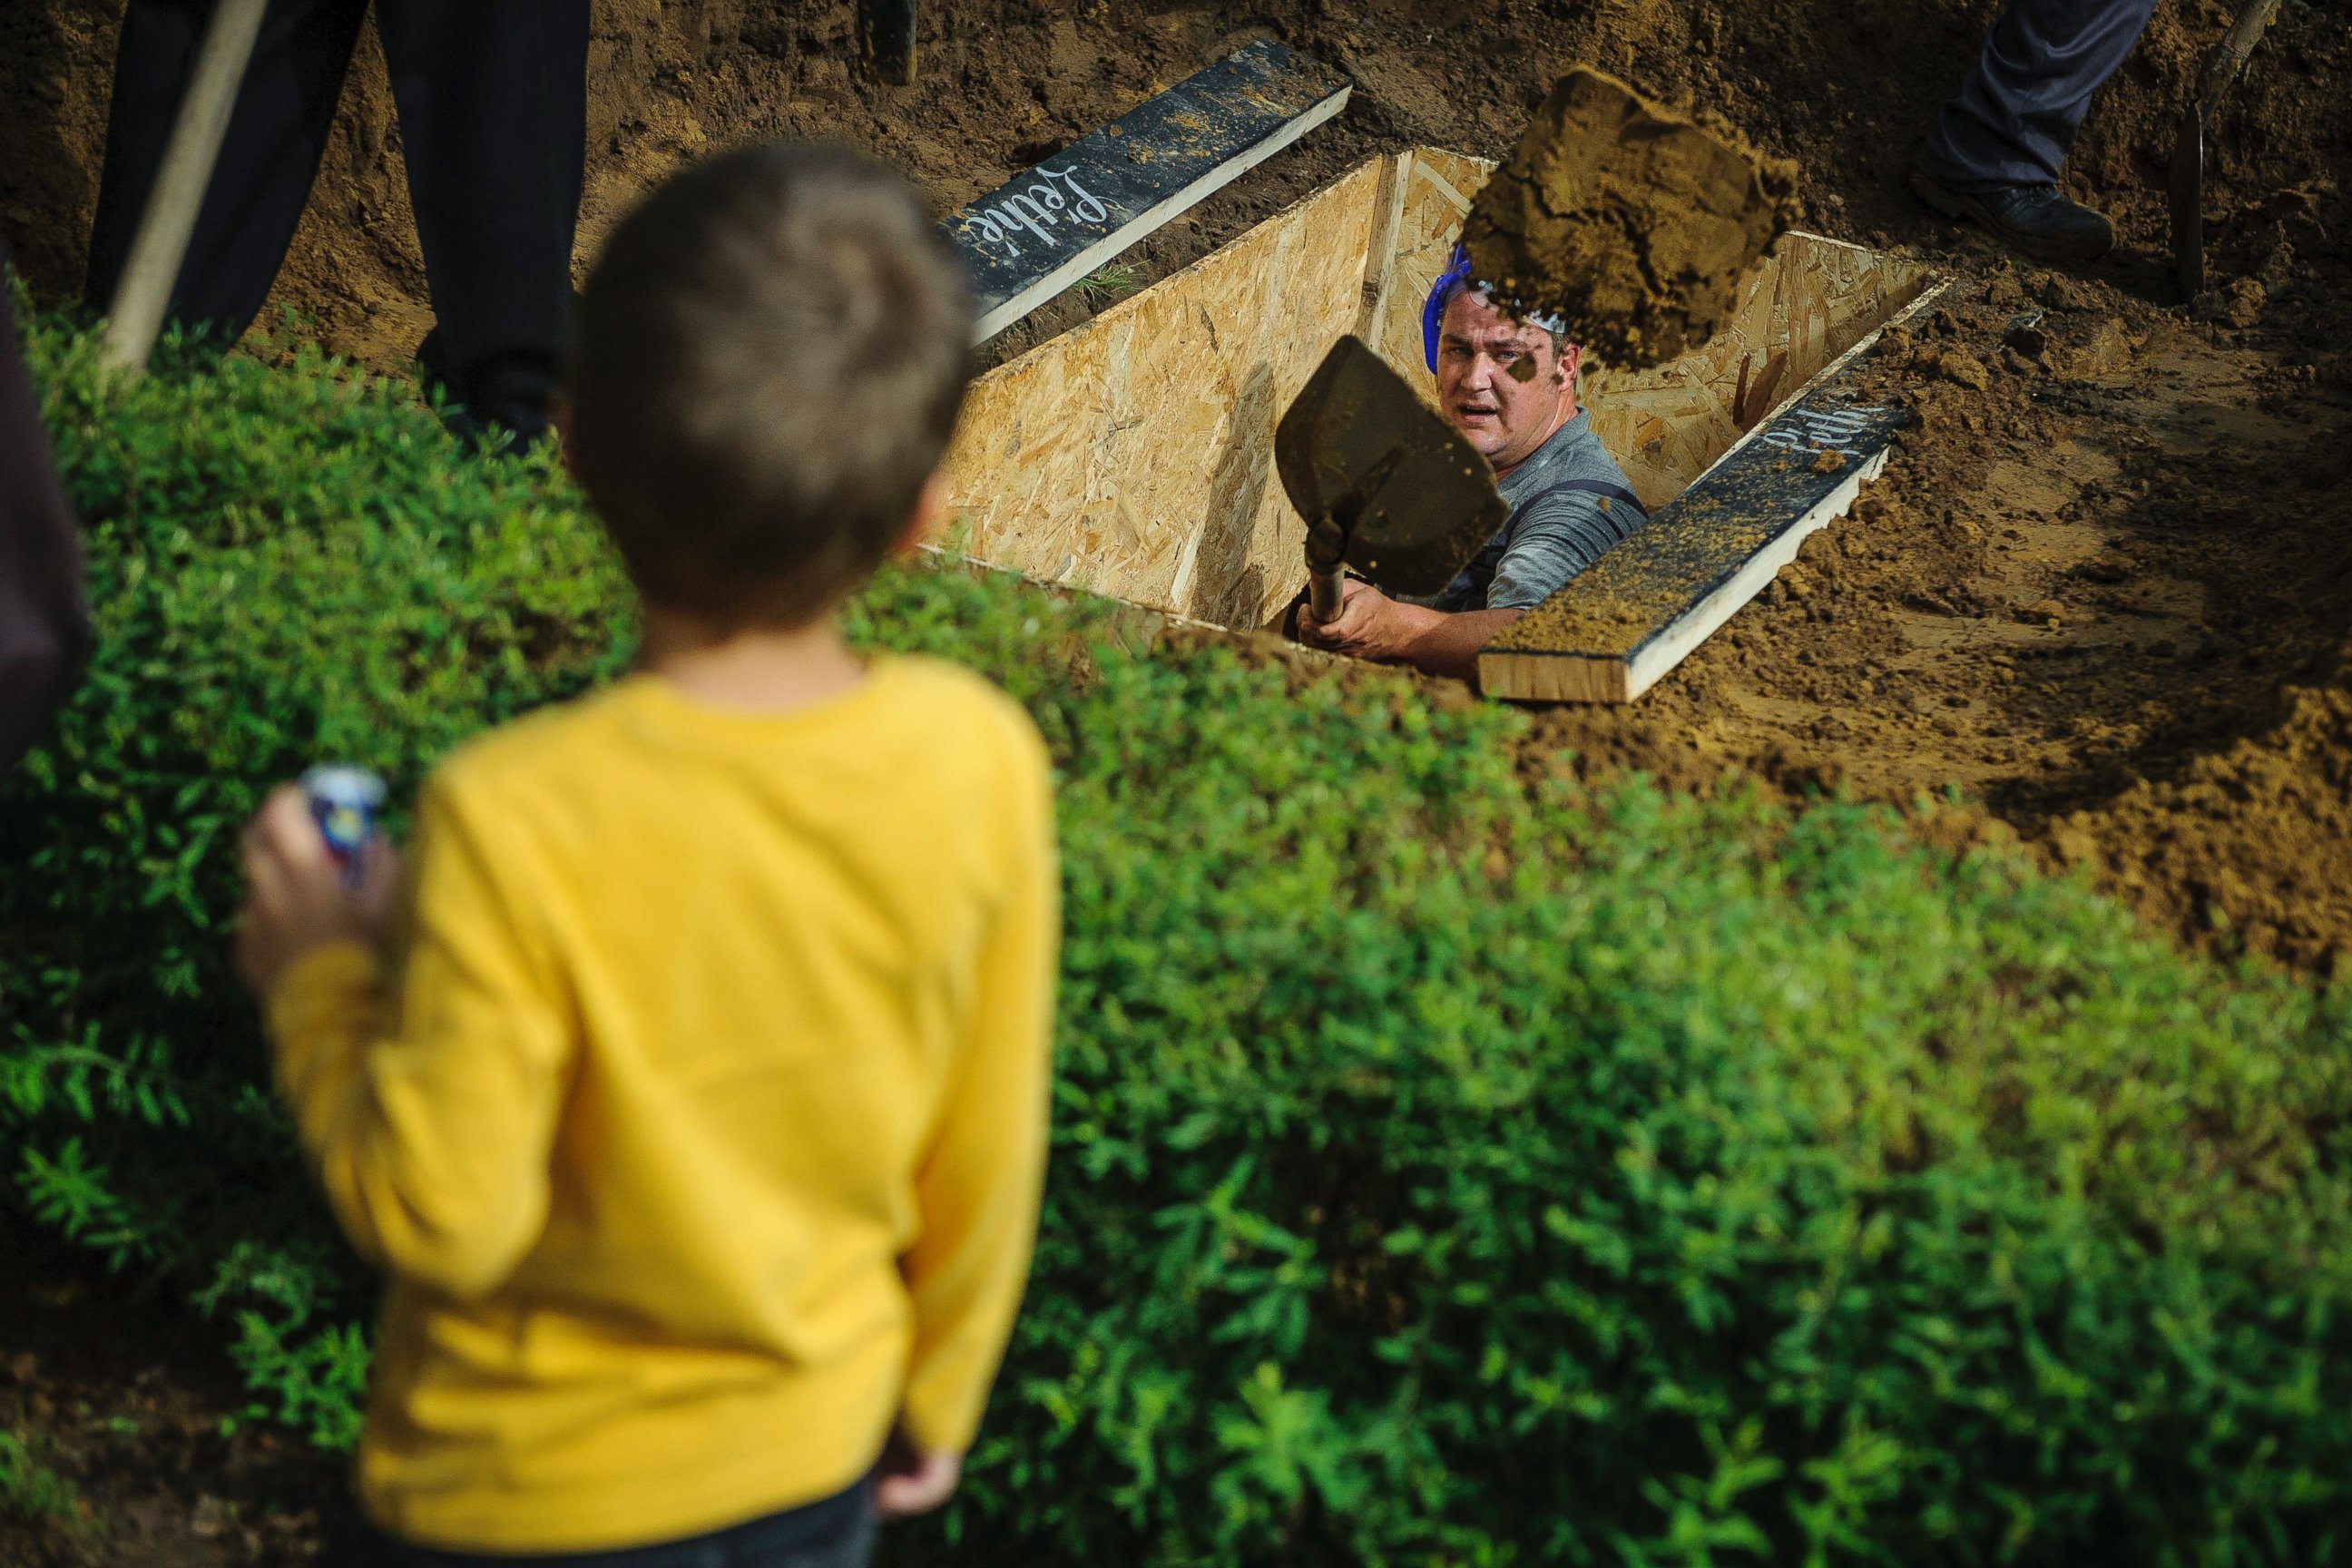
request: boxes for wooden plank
[1478,283,1949,705]
[940,157,1389,630]
[942,40,1351,344]
[1349,152,1413,343]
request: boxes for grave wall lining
[941,146,1930,635]
[1356,151,1934,512]
[941,156,1387,628]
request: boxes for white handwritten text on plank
[956,166,1112,262]
[1758,402,1892,460]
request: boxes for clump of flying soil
[1458,65,1800,370]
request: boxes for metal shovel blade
[1273,336,1509,597]
[2169,114,2206,300]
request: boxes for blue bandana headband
[1421,244,1570,371]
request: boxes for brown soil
[1461,65,1799,369]
[1524,270,2352,975]
[0,1212,341,1567]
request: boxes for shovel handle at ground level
[862,0,918,84]
[101,0,270,374]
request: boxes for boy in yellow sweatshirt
[233,143,1056,1567]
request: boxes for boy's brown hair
[569,143,974,627]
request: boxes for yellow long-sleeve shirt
[265,656,1057,1554]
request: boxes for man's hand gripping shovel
[1275,336,1509,635]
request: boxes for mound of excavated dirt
[1459,65,1799,370]
[5,0,2352,982]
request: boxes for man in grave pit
[1296,247,1646,683]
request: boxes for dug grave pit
[939,147,1940,683]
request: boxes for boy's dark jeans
[326,1483,874,1568]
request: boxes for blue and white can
[300,764,387,886]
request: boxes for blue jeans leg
[1918,0,2158,190]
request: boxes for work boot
[1908,165,2115,264]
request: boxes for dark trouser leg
[84,0,370,342]
[319,1481,874,1565]
[0,253,90,776]
[373,0,589,446]
[1917,0,2158,191]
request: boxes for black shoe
[415,330,558,454]
[1909,165,2115,263]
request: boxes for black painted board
[942,39,1351,343]
[1621,380,1911,662]
[1480,358,1910,700]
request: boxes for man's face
[1435,289,1579,471]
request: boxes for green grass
[6,303,2352,1563]
[1073,260,1145,306]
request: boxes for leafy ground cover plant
[5,308,2352,1564]
[0,1427,93,1538]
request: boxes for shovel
[1275,336,1510,624]
[2169,0,2281,301]
[101,0,270,372]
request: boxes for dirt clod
[1926,346,1993,390]
[1458,65,1799,370]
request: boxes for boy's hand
[872,1432,962,1519]
[235,784,400,998]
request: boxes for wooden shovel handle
[102,0,270,373]
[2199,0,2281,118]
[1308,567,1345,622]
[861,0,918,84]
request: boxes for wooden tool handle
[1302,513,1348,624]
[861,0,918,84]
[102,0,270,373]
[1308,566,1345,622]
[2200,0,2281,114]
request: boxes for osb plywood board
[941,157,1389,628]
[1366,149,1494,400]
[1582,232,1934,511]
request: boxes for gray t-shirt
[1429,407,1644,612]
